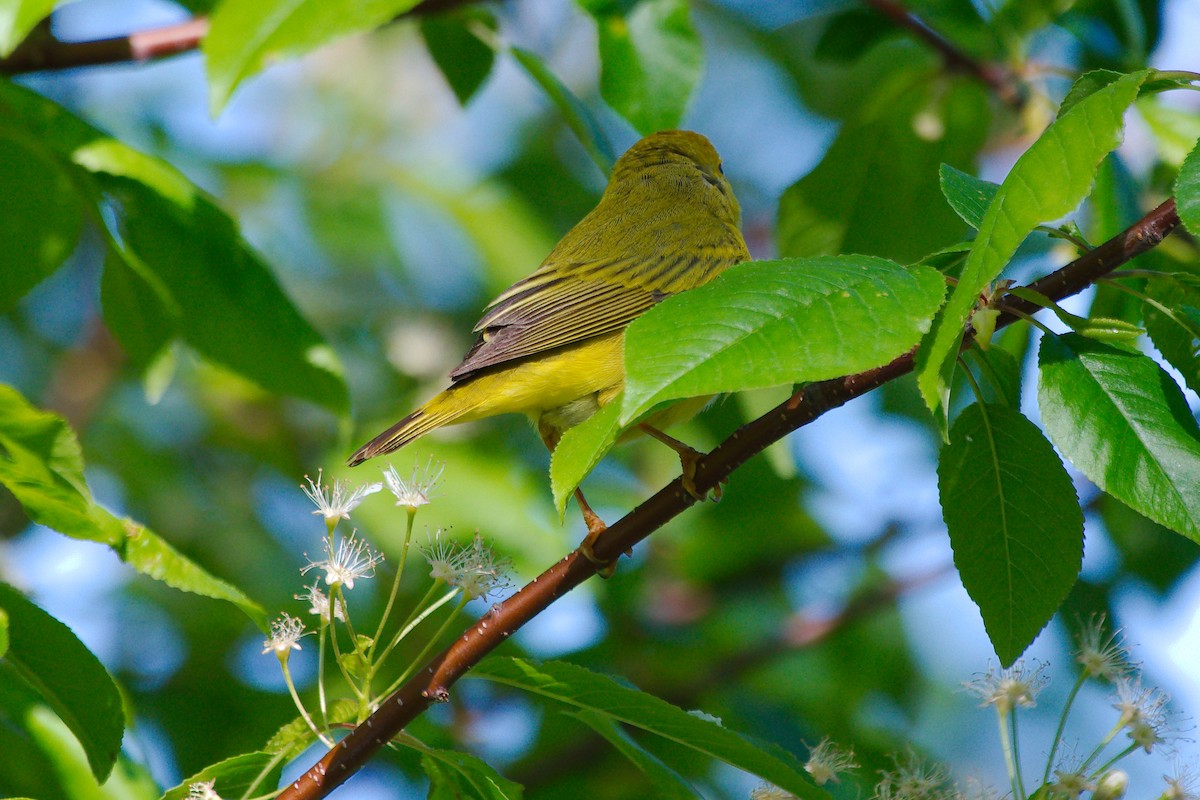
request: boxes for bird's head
[608,130,742,227]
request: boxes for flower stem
[997,707,1023,800]
[381,593,467,698]
[1092,742,1138,777]
[376,588,461,667]
[1010,706,1028,800]
[1081,721,1124,771]
[1044,671,1088,783]
[369,509,416,658]
[281,660,333,748]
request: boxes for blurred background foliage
[1,0,1199,798]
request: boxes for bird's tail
[347,383,484,467]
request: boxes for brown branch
[0,17,209,74]
[0,0,475,75]
[862,0,1026,110]
[277,198,1180,799]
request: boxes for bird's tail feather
[347,388,480,466]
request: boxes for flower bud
[1094,770,1128,800]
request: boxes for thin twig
[0,0,474,75]
[862,0,1026,109]
[275,198,1180,800]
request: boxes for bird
[349,130,750,567]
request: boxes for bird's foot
[579,509,617,579]
[640,424,721,502]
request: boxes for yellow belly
[452,329,709,444]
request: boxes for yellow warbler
[350,130,749,560]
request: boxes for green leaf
[0,384,123,545]
[813,9,895,62]
[103,178,348,413]
[1057,69,1124,117]
[263,699,355,761]
[100,250,175,370]
[937,404,1083,664]
[915,70,1148,426]
[1038,332,1200,543]
[0,82,348,412]
[420,10,497,105]
[418,746,524,800]
[203,0,423,113]
[0,582,124,783]
[0,385,266,627]
[1144,275,1200,395]
[0,127,84,312]
[510,46,614,175]
[160,752,284,800]
[966,346,1022,408]
[0,0,54,56]
[938,164,999,230]
[468,657,830,800]
[777,77,990,263]
[587,0,702,134]
[120,520,268,631]
[1175,136,1200,235]
[550,397,625,517]
[566,709,698,799]
[621,256,947,424]
[0,608,8,659]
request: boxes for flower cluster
[260,460,511,750]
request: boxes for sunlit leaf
[1175,136,1200,235]
[1038,332,1200,543]
[0,385,266,627]
[586,0,702,134]
[204,0,423,113]
[550,397,625,517]
[160,752,284,800]
[916,70,1147,427]
[0,0,55,56]
[621,256,946,423]
[939,163,999,230]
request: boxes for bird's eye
[717,163,724,175]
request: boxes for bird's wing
[449,236,747,381]
[448,264,658,381]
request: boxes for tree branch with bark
[276,197,1181,799]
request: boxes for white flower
[1112,676,1171,753]
[262,614,308,657]
[454,533,513,601]
[963,660,1048,715]
[873,754,953,800]
[188,780,223,800]
[421,529,459,583]
[296,582,344,623]
[1076,615,1131,682]
[382,458,444,511]
[302,534,384,590]
[420,531,511,601]
[804,737,857,786]
[301,470,381,522]
[1163,759,1200,800]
